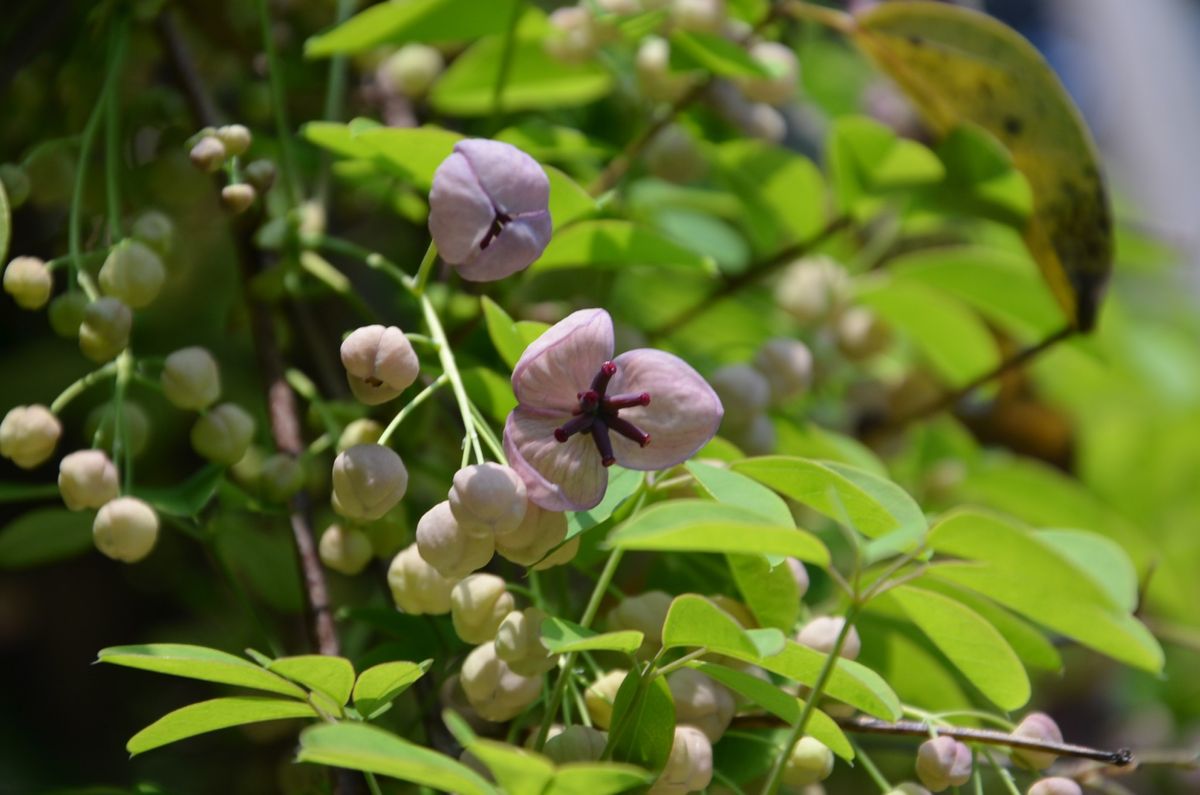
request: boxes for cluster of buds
[495,607,556,676]
[797,616,862,661]
[916,736,973,792]
[458,642,542,722]
[542,725,607,764]
[776,255,892,362]
[709,336,811,455]
[187,125,270,214]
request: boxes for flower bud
[451,573,515,643]
[3,256,52,310]
[1011,712,1063,771]
[754,338,813,404]
[709,364,770,429]
[340,325,420,405]
[495,607,555,676]
[319,524,374,575]
[58,450,119,511]
[783,737,835,786]
[99,240,165,309]
[644,124,706,183]
[776,256,850,325]
[739,42,800,106]
[532,533,579,571]
[650,726,713,795]
[387,543,457,615]
[378,44,445,96]
[726,412,775,456]
[231,444,266,491]
[460,642,542,722]
[667,668,735,742]
[415,501,494,578]
[216,124,252,158]
[0,163,30,208]
[585,669,628,729]
[440,674,493,731]
[636,37,690,103]
[48,292,89,338]
[189,136,227,172]
[131,210,174,255]
[191,403,256,466]
[543,725,607,764]
[93,497,159,563]
[221,183,257,214]
[243,159,277,194]
[261,453,305,502]
[1027,778,1082,795]
[79,297,132,362]
[545,6,599,63]
[87,401,150,458]
[0,405,62,469]
[797,617,861,660]
[162,346,221,411]
[670,0,725,32]
[740,102,787,143]
[331,444,408,520]
[337,418,383,453]
[836,307,891,361]
[916,737,973,792]
[886,784,932,795]
[449,463,527,538]
[787,557,811,598]
[607,591,673,660]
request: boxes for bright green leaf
[603,666,675,774]
[268,655,356,706]
[1038,530,1139,613]
[97,644,306,698]
[687,460,794,527]
[127,697,316,755]
[541,617,643,655]
[353,660,431,718]
[133,465,223,518]
[747,640,902,719]
[774,420,887,477]
[545,763,656,795]
[565,467,643,541]
[460,366,518,424]
[669,30,771,77]
[305,0,521,56]
[661,594,778,660]
[726,554,800,631]
[713,140,827,255]
[0,507,93,569]
[481,296,528,370]
[534,220,715,273]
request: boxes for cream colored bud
[191,403,256,466]
[162,346,221,410]
[131,210,174,255]
[886,784,932,795]
[86,401,150,458]
[670,0,725,32]
[230,444,266,491]
[378,44,445,96]
[221,183,257,214]
[776,256,850,325]
[243,159,277,194]
[645,124,706,183]
[607,590,673,660]
[48,292,88,338]
[916,737,973,792]
[797,617,861,661]
[739,41,799,106]
[495,501,568,566]
[1027,778,1082,795]
[787,558,810,598]
[189,136,227,172]
[93,497,159,563]
[319,524,374,575]
[836,307,891,361]
[597,0,640,12]
[650,725,713,795]
[451,574,515,644]
[341,325,420,405]
[460,642,542,723]
[710,364,771,429]
[545,6,599,63]
[754,339,813,404]
[440,674,493,731]
[331,444,408,521]
[79,297,132,363]
[58,450,119,511]
[637,37,690,103]
[783,737,835,787]
[1011,713,1064,771]
[449,463,527,538]
[0,405,62,469]
[532,533,579,571]
[584,669,627,729]
[544,725,607,764]
[261,453,304,502]
[495,608,555,676]
[668,668,735,742]
[216,124,252,158]
[387,543,457,615]
[99,240,165,309]
[415,501,493,578]
[337,418,383,453]
[3,256,52,310]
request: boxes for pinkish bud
[459,642,542,722]
[607,590,673,660]
[221,183,257,214]
[331,444,408,520]
[58,450,119,511]
[449,463,527,537]
[1011,712,1064,771]
[451,574,515,644]
[340,325,420,405]
[650,725,713,795]
[667,668,735,742]
[387,543,457,615]
[754,338,813,404]
[495,607,555,676]
[1027,778,1082,795]
[709,364,770,429]
[916,736,973,792]
[494,501,568,566]
[415,500,493,578]
[189,136,227,172]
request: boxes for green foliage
[0,507,93,569]
[352,660,432,718]
[540,617,644,654]
[603,665,676,774]
[127,697,317,756]
[305,0,522,56]
[97,645,307,698]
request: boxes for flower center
[553,361,651,468]
[479,211,513,251]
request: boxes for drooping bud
[216,124,253,158]
[58,450,119,511]
[726,412,775,456]
[191,403,256,466]
[318,524,374,575]
[3,256,52,310]
[86,400,150,458]
[387,543,457,615]
[667,668,735,742]
[99,240,165,309]
[886,784,932,795]
[189,136,227,172]
[787,558,811,598]
[131,210,175,255]
[243,159,277,194]
[797,616,861,660]
[783,737,835,787]
[459,642,543,722]
[337,418,383,453]
[377,44,445,97]
[495,607,556,676]
[753,338,813,404]
[261,453,305,502]
[649,725,713,795]
[415,500,494,578]
[545,6,599,63]
[543,725,607,764]
[584,669,628,729]
[221,183,257,214]
[916,736,973,792]
[451,573,515,644]
[775,256,850,325]
[0,405,62,469]
[48,292,89,338]
[79,297,132,363]
[93,497,159,563]
[1011,712,1064,771]
[449,463,527,538]
[644,124,706,183]
[1027,778,1082,795]
[836,307,892,361]
[495,500,569,566]
[739,41,800,106]
[161,346,221,411]
[532,533,580,571]
[709,364,770,430]
[331,444,408,520]
[607,590,673,660]
[340,325,420,405]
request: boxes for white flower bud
[216,124,253,158]
[79,297,132,362]
[741,102,787,143]
[221,183,257,214]
[449,463,527,538]
[495,607,556,676]
[754,339,813,404]
[0,405,62,469]
[131,210,174,255]
[378,44,445,97]
[710,364,771,430]
[191,403,256,466]
[3,256,52,310]
[584,669,627,729]
[636,37,691,103]
[916,737,973,792]
[451,574,515,644]
[783,736,835,787]
[797,617,861,661]
[727,412,775,456]
[415,501,493,578]
[260,453,305,502]
[319,524,374,575]
[440,674,493,731]
[739,42,800,106]
[1011,712,1064,771]
[1027,778,1082,795]
[543,725,607,764]
[836,307,891,361]
[545,6,599,63]
[645,124,706,183]
[532,533,580,571]
[650,725,713,795]
[776,256,850,325]
[337,418,383,453]
[387,543,457,615]
[607,590,673,660]
[93,497,159,563]
[460,642,542,722]
[667,668,735,742]
[787,557,810,598]
[86,401,150,458]
[340,325,420,405]
[331,444,408,520]
[189,135,227,172]
[48,292,89,338]
[244,159,277,194]
[495,501,570,567]
[670,0,725,32]
[162,346,221,411]
[886,784,932,795]
[58,450,119,510]
[99,240,165,309]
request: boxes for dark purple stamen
[554,361,652,467]
[479,212,513,250]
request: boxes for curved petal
[512,308,614,413]
[456,139,550,216]
[455,211,552,282]
[607,349,724,471]
[504,408,608,511]
[428,152,494,265]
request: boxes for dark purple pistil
[479,211,512,250]
[554,361,651,467]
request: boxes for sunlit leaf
[97,644,306,698]
[127,697,316,755]
[305,0,521,56]
[603,665,675,774]
[661,594,781,659]
[534,220,716,273]
[541,617,644,655]
[0,507,93,569]
[267,655,356,705]
[353,660,432,718]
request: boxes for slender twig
[378,374,449,446]
[852,739,893,793]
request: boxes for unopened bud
[58,450,119,510]
[131,210,175,255]
[787,557,810,598]
[451,573,515,643]
[459,642,542,722]
[543,725,607,764]
[797,616,861,660]
[545,6,599,63]
[162,346,221,411]
[331,444,408,520]
[87,401,150,458]
[93,497,159,563]
[216,124,252,158]
[449,463,527,537]
[387,543,457,615]
[495,607,555,676]
[709,364,770,429]
[319,524,374,575]
[337,418,383,453]
[261,453,304,502]
[916,737,973,792]
[79,297,132,362]
[341,325,420,405]
[783,737,835,787]
[776,256,850,325]
[0,405,62,469]
[607,590,673,660]
[836,307,891,361]
[886,784,932,795]
[3,256,52,310]
[532,533,580,570]
[650,725,713,795]
[1011,713,1063,771]
[0,163,30,208]
[754,339,813,404]
[584,669,628,729]
[243,159,277,194]
[221,183,257,214]
[378,44,445,96]
[99,240,165,309]
[739,42,800,106]
[727,412,775,456]
[191,403,256,466]
[189,136,227,172]
[1027,778,1082,795]
[645,124,706,183]
[667,668,735,742]
[637,37,690,103]
[48,292,89,338]
[415,500,493,578]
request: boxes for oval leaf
[97,644,306,698]
[128,697,316,755]
[268,655,356,706]
[534,220,715,273]
[0,507,93,569]
[661,594,780,660]
[353,660,432,718]
[541,617,643,655]
[603,666,675,774]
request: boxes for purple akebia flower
[428,139,553,282]
[503,309,724,511]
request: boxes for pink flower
[428,139,552,282]
[503,309,723,511]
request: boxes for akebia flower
[428,139,552,282]
[503,309,723,511]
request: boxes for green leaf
[774,420,887,477]
[353,126,460,189]
[603,666,675,774]
[661,594,780,660]
[353,660,432,718]
[0,482,61,504]
[541,617,643,655]
[545,763,656,795]
[267,655,356,705]
[97,644,307,698]
[460,366,518,424]
[481,296,528,370]
[534,220,716,273]
[747,640,902,719]
[918,124,1034,226]
[298,723,496,794]
[565,467,643,541]
[0,507,93,569]
[443,708,557,794]
[607,500,829,564]
[726,554,800,631]
[127,696,316,755]
[669,30,771,77]
[828,116,944,218]
[712,140,827,255]
[305,0,521,56]
[133,465,224,518]
[887,585,1029,710]
[1038,530,1139,613]
[686,460,794,527]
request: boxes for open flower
[428,139,552,282]
[503,309,722,511]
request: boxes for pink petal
[512,308,614,414]
[607,349,724,471]
[504,408,609,511]
[456,139,550,216]
[428,151,494,265]
[455,210,552,282]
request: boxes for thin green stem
[852,740,893,793]
[113,349,135,493]
[651,647,709,680]
[490,0,525,124]
[419,293,483,464]
[378,374,450,446]
[364,771,384,795]
[314,234,413,288]
[256,0,302,205]
[50,362,118,414]
[982,747,1023,795]
[316,0,357,207]
[468,401,507,464]
[104,41,125,242]
[412,241,440,296]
